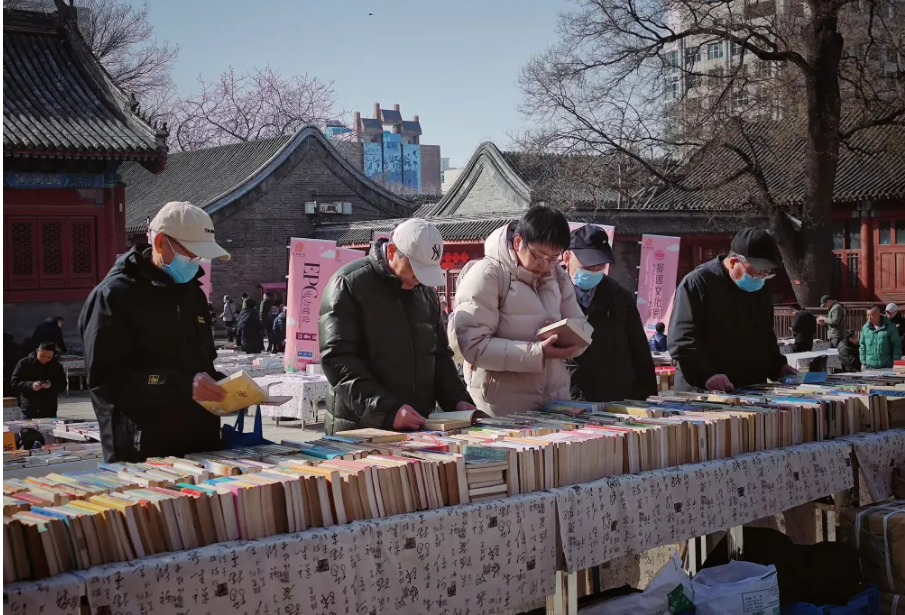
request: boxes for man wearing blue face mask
[565,225,657,402]
[668,228,797,392]
[79,202,231,462]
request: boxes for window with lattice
[3,216,97,291]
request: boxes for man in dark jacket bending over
[668,228,797,392]
[79,202,230,462]
[319,219,474,434]
[11,341,67,419]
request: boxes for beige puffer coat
[451,223,592,416]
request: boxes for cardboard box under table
[839,501,905,594]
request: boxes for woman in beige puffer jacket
[451,221,592,416]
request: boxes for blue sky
[146,0,567,167]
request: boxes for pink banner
[636,235,681,338]
[567,222,615,274]
[284,238,364,370]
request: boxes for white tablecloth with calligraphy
[3,572,82,615]
[58,491,556,615]
[840,429,905,502]
[254,375,329,423]
[552,440,853,572]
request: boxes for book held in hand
[199,371,270,416]
[537,319,592,348]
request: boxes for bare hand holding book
[537,319,592,349]
[199,371,289,416]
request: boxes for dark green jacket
[318,241,471,434]
[859,316,903,369]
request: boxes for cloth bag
[692,561,780,615]
[221,407,273,449]
[579,553,694,614]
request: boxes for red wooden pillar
[860,216,872,300]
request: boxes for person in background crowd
[259,292,274,329]
[32,316,67,354]
[886,303,905,346]
[440,301,450,331]
[207,302,218,332]
[237,298,265,354]
[649,322,669,352]
[819,295,845,347]
[790,303,817,352]
[241,292,249,310]
[265,303,281,352]
[452,206,591,415]
[272,306,287,353]
[4,333,23,398]
[562,225,654,402]
[837,330,862,373]
[860,305,903,369]
[11,341,67,419]
[320,219,473,433]
[79,201,229,462]
[221,295,237,342]
[669,228,796,392]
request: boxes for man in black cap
[668,228,796,392]
[819,295,845,347]
[564,225,657,401]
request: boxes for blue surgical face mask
[161,237,200,284]
[735,272,766,292]
[573,268,605,291]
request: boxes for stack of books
[5,374,904,581]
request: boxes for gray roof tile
[121,136,293,231]
[646,119,905,210]
[3,7,164,166]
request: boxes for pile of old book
[4,374,903,582]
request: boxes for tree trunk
[777,3,844,307]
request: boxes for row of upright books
[4,372,904,582]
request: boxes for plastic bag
[581,553,694,614]
[692,561,780,615]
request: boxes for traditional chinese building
[120,126,415,303]
[315,141,760,307]
[647,121,905,303]
[3,1,169,347]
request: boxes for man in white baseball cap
[318,219,474,434]
[79,202,231,462]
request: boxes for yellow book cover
[199,371,269,416]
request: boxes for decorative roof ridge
[204,125,414,218]
[52,2,167,157]
[432,141,532,216]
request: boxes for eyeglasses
[736,255,776,279]
[525,243,563,265]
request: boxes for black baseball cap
[820,294,833,307]
[569,225,615,267]
[731,228,779,271]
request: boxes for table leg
[566,571,578,615]
[546,571,564,615]
[728,525,744,560]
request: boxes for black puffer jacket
[668,256,787,391]
[568,275,657,402]
[79,246,222,462]
[237,306,265,354]
[10,353,66,418]
[318,241,471,434]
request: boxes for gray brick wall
[609,238,641,292]
[211,147,407,303]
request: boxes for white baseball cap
[887,303,899,313]
[391,219,445,287]
[149,201,231,261]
